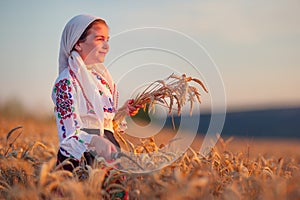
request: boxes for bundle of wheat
[114,73,208,126]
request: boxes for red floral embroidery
[54,79,74,120]
[91,71,112,94]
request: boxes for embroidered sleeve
[52,77,93,160]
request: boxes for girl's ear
[74,43,82,52]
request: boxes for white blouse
[52,67,118,160]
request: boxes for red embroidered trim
[69,69,95,114]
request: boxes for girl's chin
[84,58,105,65]
[96,56,105,63]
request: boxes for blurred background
[0,0,299,138]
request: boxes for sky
[0,0,299,116]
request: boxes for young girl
[52,14,138,171]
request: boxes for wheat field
[0,113,300,200]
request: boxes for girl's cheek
[95,43,103,49]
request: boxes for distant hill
[161,107,300,138]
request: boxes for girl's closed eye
[96,36,109,42]
[96,37,104,41]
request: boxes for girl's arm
[52,77,93,160]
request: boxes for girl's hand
[126,99,143,116]
[88,135,117,160]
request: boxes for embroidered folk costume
[52,14,119,161]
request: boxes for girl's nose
[102,41,109,50]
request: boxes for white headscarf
[58,14,113,136]
[59,14,101,74]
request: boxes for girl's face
[76,23,110,65]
